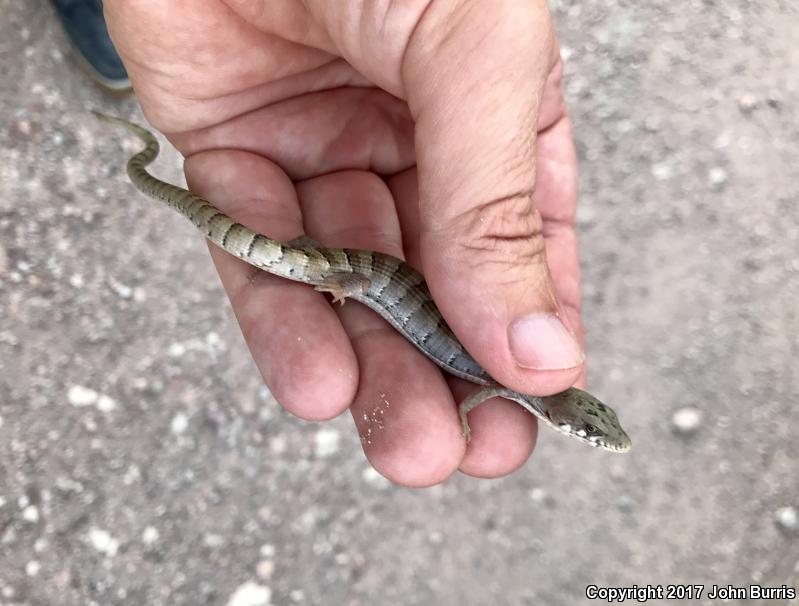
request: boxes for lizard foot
[314,272,372,305]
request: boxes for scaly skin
[94,112,631,453]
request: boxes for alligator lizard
[94,112,631,453]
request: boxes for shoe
[50,0,131,93]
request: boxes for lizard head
[541,388,632,452]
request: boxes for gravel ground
[1,1,798,605]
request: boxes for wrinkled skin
[105,0,584,485]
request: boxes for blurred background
[1,1,797,604]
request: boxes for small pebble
[651,162,673,180]
[131,377,149,391]
[617,494,634,512]
[67,385,117,412]
[226,581,272,606]
[168,342,186,357]
[171,413,189,435]
[88,527,120,557]
[256,560,275,579]
[203,533,225,548]
[314,428,340,458]
[0,332,17,346]
[362,467,390,489]
[269,435,287,455]
[737,93,757,113]
[774,506,799,534]
[671,407,703,435]
[15,119,32,136]
[529,488,547,504]
[123,465,141,486]
[257,507,273,522]
[576,204,597,228]
[142,526,160,546]
[334,552,350,566]
[111,281,133,299]
[25,560,41,577]
[68,385,98,407]
[256,385,272,402]
[21,505,39,523]
[96,394,117,413]
[708,167,728,190]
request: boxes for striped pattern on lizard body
[94,112,631,453]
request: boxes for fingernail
[509,313,584,370]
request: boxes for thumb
[403,1,584,393]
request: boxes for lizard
[93,111,631,453]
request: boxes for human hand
[104,0,584,485]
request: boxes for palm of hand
[106,0,581,485]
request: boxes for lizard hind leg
[286,236,372,304]
[314,272,372,305]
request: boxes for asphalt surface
[1,1,798,605]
